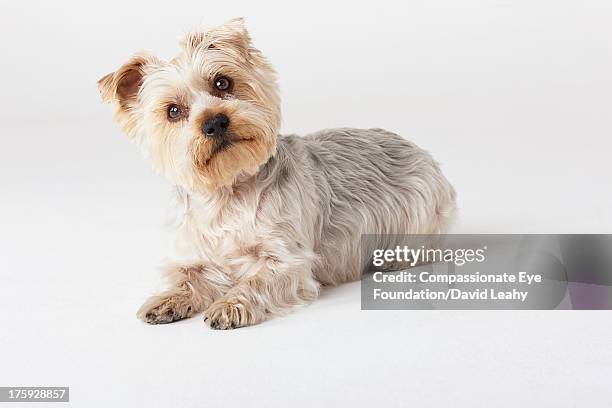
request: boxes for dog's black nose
[202,114,230,138]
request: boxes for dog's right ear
[97,53,159,108]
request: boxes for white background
[0,0,611,407]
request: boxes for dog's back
[275,128,456,285]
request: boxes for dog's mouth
[203,136,240,166]
[199,129,257,168]
[212,139,234,155]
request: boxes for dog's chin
[189,133,275,193]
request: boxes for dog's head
[98,18,280,192]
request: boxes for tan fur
[99,18,457,329]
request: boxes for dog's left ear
[181,17,252,55]
[97,52,159,108]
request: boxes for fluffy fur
[98,18,457,329]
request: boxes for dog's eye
[167,104,183,121]
[214,76,232,92]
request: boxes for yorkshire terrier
[98,18,456,329]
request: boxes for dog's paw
[203,299,250,330]
[137,294,193,325]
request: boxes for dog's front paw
[137,294,193,325]
[203,299,252,330]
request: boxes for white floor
[0,119,611,407]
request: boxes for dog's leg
[137,263,232,324]
[203,264,319,329]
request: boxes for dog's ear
[181,17,252,55]
[97,53,159,108]
[213,17,249,41]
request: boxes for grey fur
[254,127,456,286]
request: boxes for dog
[98,18,457,329]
